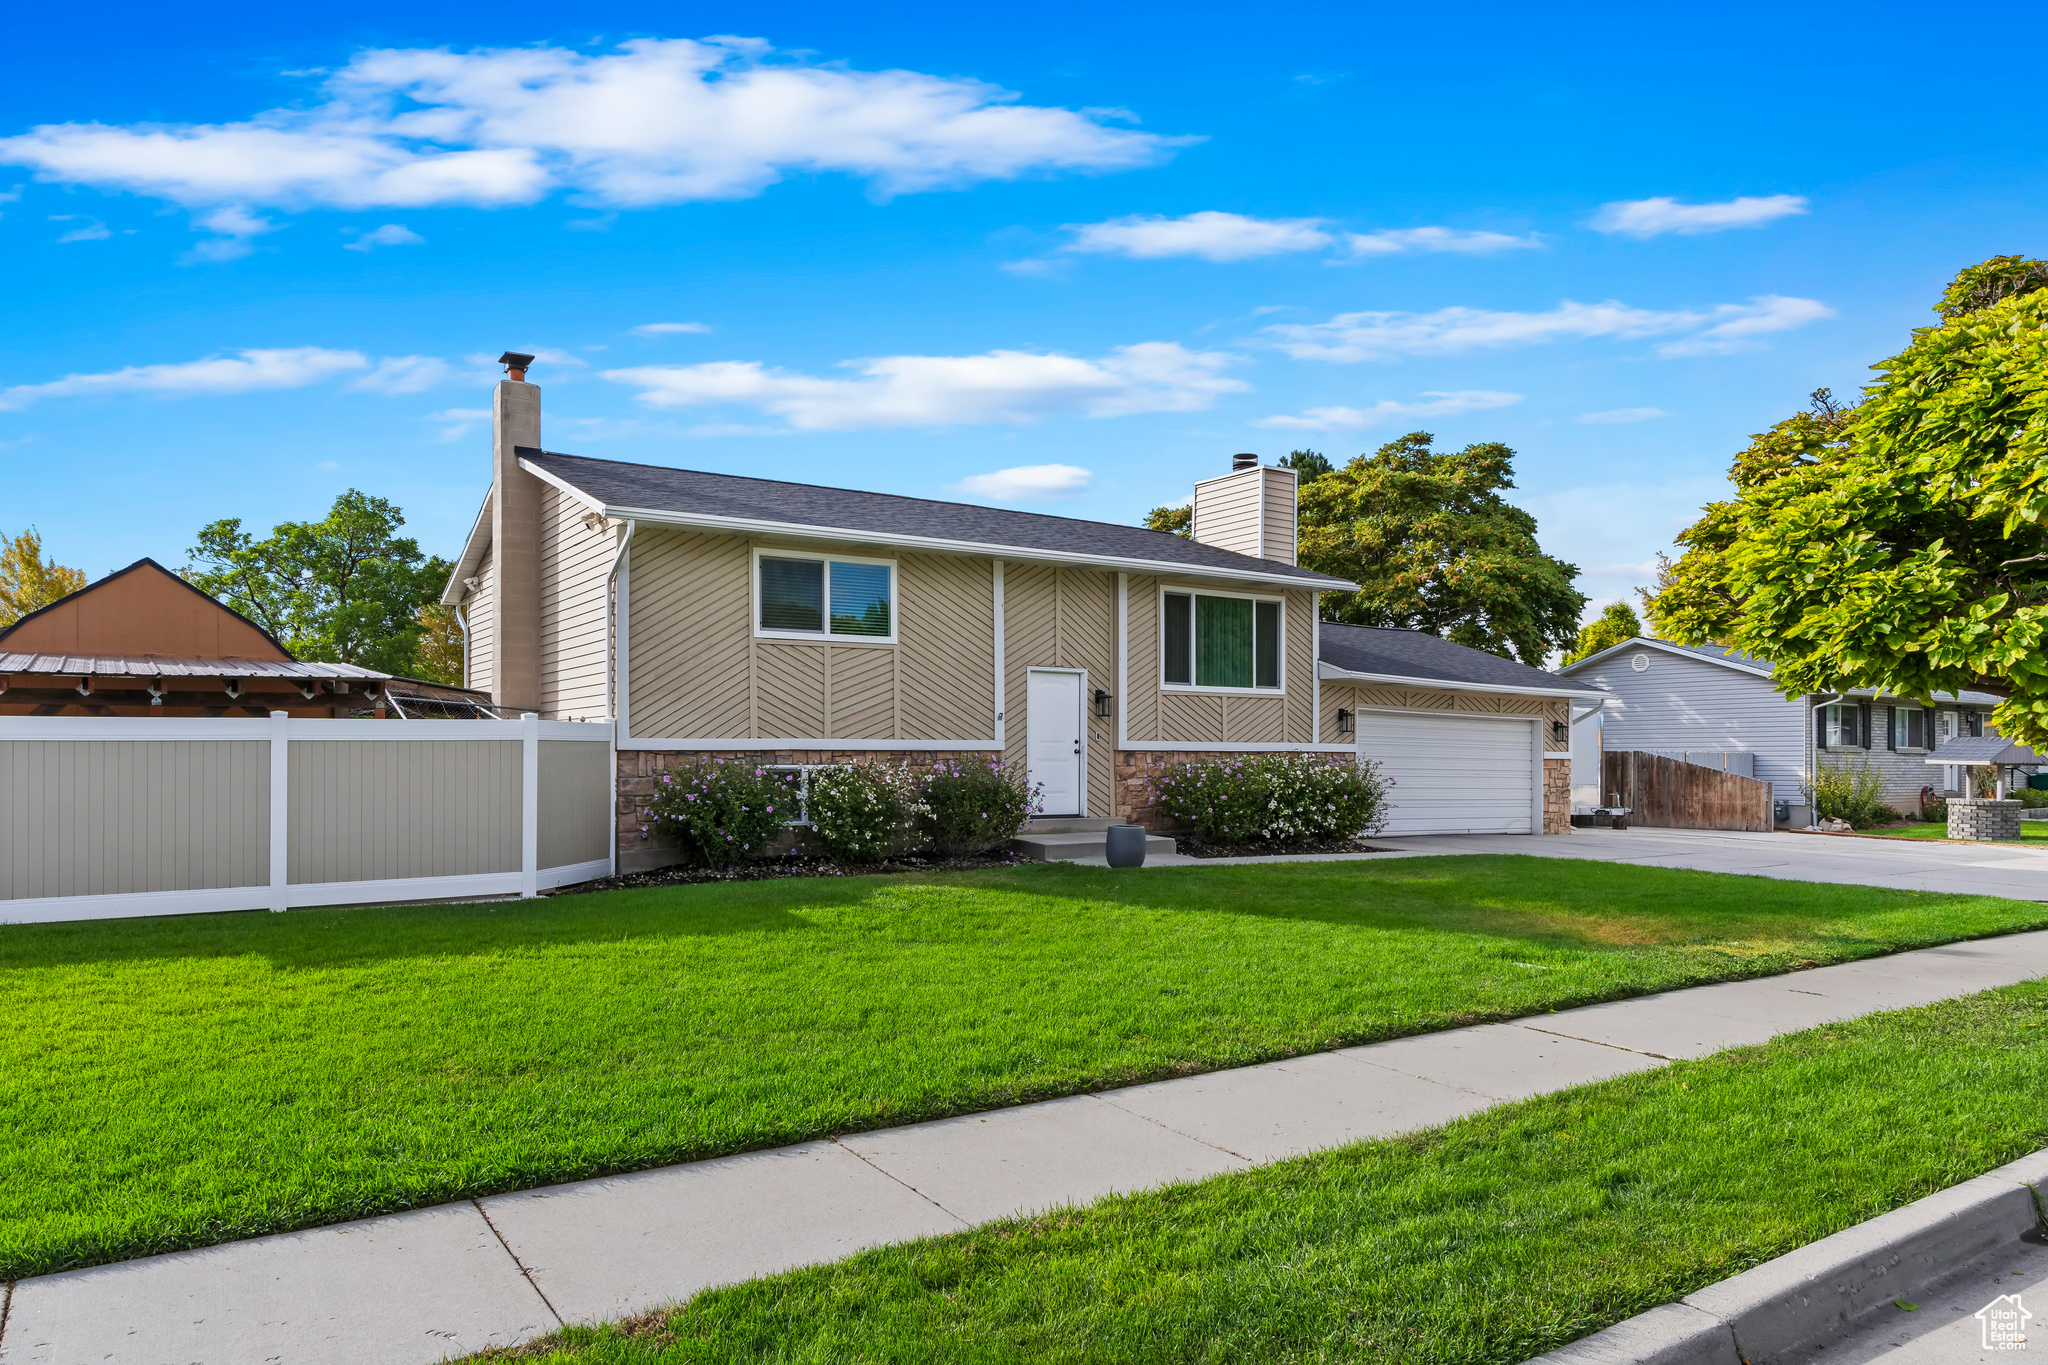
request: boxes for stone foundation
[1948,797,2022,842]
[616,748,998,873]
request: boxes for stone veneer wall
[1544,756,1571,835]
[1947,797,2021,843]
[616,748,997,873]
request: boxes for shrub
[1149,753,1390,851]
[1922,796,1949,823]
[1806,759,1893,828]
[915,757,1037,856]
[806,764,915,864]
[647,760,796,869]
[2014,786,2048,810]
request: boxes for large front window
[1892,705,1927,750]
[756,553,895,641]
[1161,590,1282,690]
[1820,702,1864,748]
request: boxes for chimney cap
[1232,452,1259,471]
[498,351,536,378]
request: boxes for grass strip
[3,855,2045,1280]
[1860,821,2048,842]
[485,980,2048,1365]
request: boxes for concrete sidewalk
[8,927,2048,1365]
[1123,827,2048,904]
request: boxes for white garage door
[1356,711,1535,835]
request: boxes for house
[1557,635,2024,815]
[0,557,486,717]
[445,355,1597,868]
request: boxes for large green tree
[1298,432,1586,664]
[1650,256,2048,748]
[188,491,452,677]
[0,527,86,627]
[1563,600,1643,664]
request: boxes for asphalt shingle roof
[1317,623,1589,693]
[525,450,1351,588]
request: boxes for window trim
[1891,703,1929,753]
[751,547,899,645]
[1156,583,1286,695]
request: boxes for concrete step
[1023,817,1117,834]
[1011,828,1178,862]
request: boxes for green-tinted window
[760,557,824,632]
[1254,600,1281,687]
[829,561,892,637]
[1195,595,1254,688]
[1162,593,1192,684]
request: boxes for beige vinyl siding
[1003,564,1116,816]
[538,738,613,869]
[1321,679,1567,749]
[464,545,496,696]
[1128,584,1316,745]
[287,740,521,884]
[1,740,268,897]
[1124,573,1160,742]
[1260,467,1297,564]
[1192,471,1263,558]
[538,485,613,720]
[627,530,997,743]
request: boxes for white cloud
[1060,211,1334,262]
[350,354,454,393]
[603,341,1245,431]
[426,406,492,421]
[0,37,1183,220]
[1590,194,1808,238]
[344,222,424,251]
[0,346,368,410]
[632,321,712,336]
[1339,227,1541,257]
[1256,390,1522,431]
[1577,407,1673,425]
[50,214,109,242]
[954,463,1093,499]
[1264,295,1833,362]
[187,204,278,261]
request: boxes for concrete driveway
[1372,827,2048,902]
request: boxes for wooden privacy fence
[0,713,614,925]
[1602,750,1773,832]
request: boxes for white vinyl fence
[0,713,614,925]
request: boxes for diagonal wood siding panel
[1002,563,1059,773]
[829,645,895,739]
[1230,694,1288,742]
[1124,574,1159,745]
[628,529,751,740]
[288,740,521,884]
[1285,590,1314,742]
[755,641,826,736]
[538,485,614,720]
[1056,569,1118,816]
[1161,691,1225,744]
[900,553,995,741]
[0,740,267,897]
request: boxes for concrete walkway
[8,923,2048,1365]
[1127,827,2048,903]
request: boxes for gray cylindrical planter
[1104,824,1149,868]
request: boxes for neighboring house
[1558,636,2019,814]
[445,357,1596,868]
[0,557,485,717]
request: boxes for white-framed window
[1819,701,1865,749]
[1158,586,1284,692]
[753,549,897,644]
[1892,704,1928,750]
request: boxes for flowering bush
[1807,759,1894,829]
[915,756,1038,855]
[647,759,797,869]
[806,763,916,864]
[1149,753,1389,850]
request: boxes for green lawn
[1862,819,2048,841]
[484,982,2048,1365]
[3,856,2045,1281]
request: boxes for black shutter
[1816,705,1829,750]
[1969,711,1984,738]
[1883,705,1896,750]
[1911,709,1927,749]
[1858,702,1872,748]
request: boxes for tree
[187,491,453,675]
[0,527,87,627]
[1143,503,1192,537]
[411,605,465,685]
[1649,255,2048,748]
[1564,600,1643,664]
[1298,432,1587,664]
[1279,449,1333,482]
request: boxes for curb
[1528,1147,2048,1365]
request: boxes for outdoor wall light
[1337,708,1354,734]
[1093,688,1114,719]
[1552,719,1568,743]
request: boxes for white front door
[1027,670,1085,817]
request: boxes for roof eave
[600,502,1356,591]
[441,491,495,606]
[1318,660,1608,700]
[1560,636,1776,680]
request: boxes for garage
[1355,710,1537,835]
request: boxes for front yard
[1859,819,2048,842]
[4,855,2046,1281]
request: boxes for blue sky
[3,1,2040,621]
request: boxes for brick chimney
[1191,454,1298,565]
[490,351,542,712]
